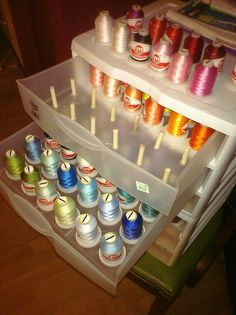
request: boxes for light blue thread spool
[75,213,101,248]
[99,232,126,267]
[41,148,60,179]
[77,176,99,208]
[139,202,159,223]
[97,193,122,226]
[117,187,139,210]
[24,134,42,165]
[35,179,58,211]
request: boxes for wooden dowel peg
[110,105,116,122]
[136,144,145,166]
[70,102,76,121]
[154,132,164,150]
[91,87,96,109]
[180,145,190,166]
[131,115,140,135]
[162,168,171,184]
[50,86,58,109]
[91,115,96,135]
[70,78,77,96]
[113,129,119,150]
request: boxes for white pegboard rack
[0,0,234,290]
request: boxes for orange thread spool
[166,111,189,136]
[143,98,164,125]
[123,85,143,112]
[189,123,214,150]
[103,75,120,98]
[90,65,104,86]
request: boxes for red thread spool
[148,14,167,45]
[122,85,143,112]
[183,32,204,63]
[203,40,226,73]
[143,98,164,125]
[90,65,104,87]
[189,123,214,150]
[163,23,183,53]
[126,4,144,34]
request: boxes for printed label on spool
[150,52,170,70]
[181,122,189,134]
[103,252,122,261]
[61,147,77,160]
[127,18,143,33]
[45,136,60,149]
[77,158,96,174]
[38,194,57,207]
[130,42,151,61]
[22,181,35,192]
[123,94,142,111]
[96,177,114,188]
[211,57,225,73]
[117,193,127,204]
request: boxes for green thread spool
[139,202,159,223]
[4,149,24,180]
[21,165,40,196]
[54,196,79,229]
[35,179,58,211]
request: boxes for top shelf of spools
[71,0,236,136]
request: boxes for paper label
[136,181,149,194]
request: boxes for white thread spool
[112,20,130,53]
[75,214,101,248]
[95,10,114,44]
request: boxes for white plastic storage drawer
[17,57,224,215]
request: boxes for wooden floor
[0,46,233,315]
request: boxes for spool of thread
[189,59,218,96]
[126,4,144,34]
[41,148,60,179]
[203,40,225,73]
[75,214,101,248]
[4,149,24,180]
[96,177,117,194]
[232,65,236,84]
[142,98,164,126]
[119,81,129,100]
[24,135,41,165]
[150,38,173,71]
[189,123,215,151]
[183,32,204,63]
[97,193,122,226]
[117,187,138,209]
[77,176,99,208]
[95,10,114,44]
[122,85,142,112]
[120,211,144,244]
[112,20,130,53]
[99,232,126,267]
[76,156,97,178]
[139,202,159,223]
[44,132,60,151]
[148,14,167,45]
[103,75,120,98]
[35,179,58,211]
[54,196,79,229]
[130,28,151,62]
[57,162,78,193]
[163,23,183,53]
[167,49,192,84]
[21,165,40,196]
[60,145,77,163]
[90,65,104,87]
[166,111,189,136]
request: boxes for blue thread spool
[57,162,78,193]
[97,193,122,226]
[75,213,101,248]
[24,134,42,165]
[60,145,77,164]
[120,210,144,245]
[77,176,99,208]
[99,232,126,267]
[139,202,159,223]
[41,148,60,179]
[117,187,139,210]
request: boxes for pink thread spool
[189,59,217,96]
[90,65,104,87]
[167,49,192,84]
[150,38,173,71]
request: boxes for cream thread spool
[136,144,145,166]
[70,102,76,121]
[113,129,119,150]
[70,78,77,96]
[75,213,102,248]
[50,86,58,109]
